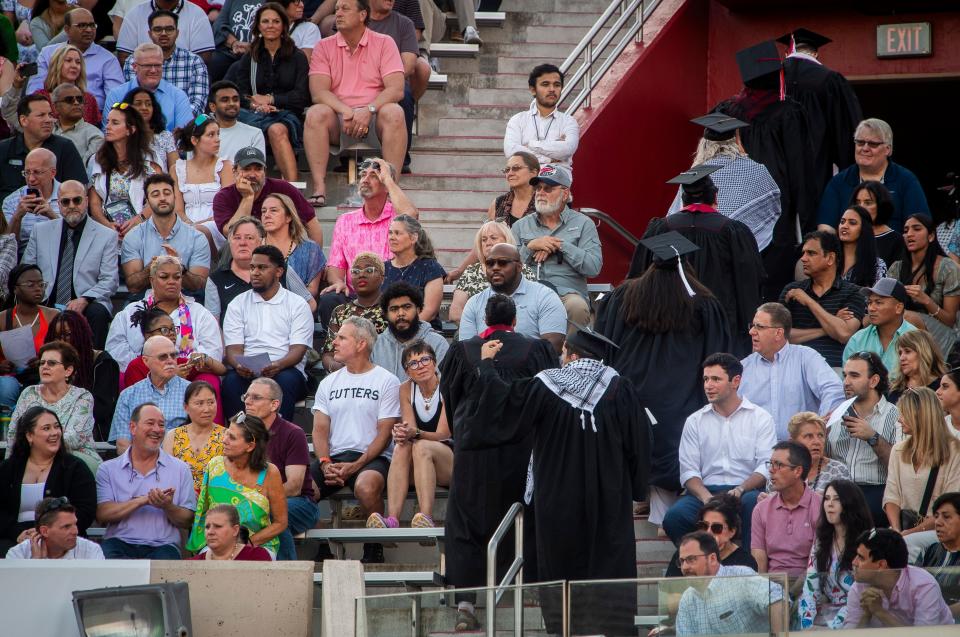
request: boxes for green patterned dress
[187,455,278,557]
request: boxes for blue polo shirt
[842,319,917,374]
[103,78,193,132]
[121,216,211,271]
[816,161,930,233]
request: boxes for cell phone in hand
[844,404,859,419]
[25,187,40,198]
[20,62,38,77]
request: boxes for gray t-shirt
[368,12,419,55]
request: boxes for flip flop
[308,194,326,208]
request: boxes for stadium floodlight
[72,582,192,637]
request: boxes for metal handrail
[559,0,663,115]
[579,207,640,248]
[485,502,524,637]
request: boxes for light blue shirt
[739,343,846,441]
[28,42,125,110]
[842,320,917,374]
[108,375,191,443]
[1,181,60,244]
[458,276,567,341]
[120,216,211,271]
[103,79,193,132]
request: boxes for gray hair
[692,137,746,165]
[393,214,436,260]
[250,377,282,401]
[52,82,81,103]
[342,316,378,351]
[133,42,164,61]
[856,118,893,151]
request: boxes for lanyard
[531,113,555,142]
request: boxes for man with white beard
[511,163,602,328]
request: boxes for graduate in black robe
[462,324,650,636]
[628,165,761,357]
[602,232,730,497]
[438,293,557,631]
[778,28,863,191]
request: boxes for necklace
[210,543,243,560]
[420,382,438,412]
[392,256,416,277]
[285,238,296,259]
[27,457,54,480]
[809,456,825,492]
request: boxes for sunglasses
[147,352,178,362]
[38,359,64,368]
[58,95,84,105]
[501,165,526,174]
[58,196,84,207]
[484,258,518,268]
[193,113,210,127]
[112,102,130,110]
[694,521,726,535]
[854,138,885,149]
[40,496,71,515]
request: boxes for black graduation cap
[691,113,749,142]
[776,28,832,50]
[566,321,619,361]
[736,40,782,84]
[638,231,700,264]
[666,163,721,186]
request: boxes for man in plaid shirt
[122,9,209,116]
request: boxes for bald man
[23,180,119,347]
[457,243,567,353]
[109,335,191,454]
[3,148,57,245]
[0,95,87,202]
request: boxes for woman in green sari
[187,413,287,558]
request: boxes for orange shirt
[309,28,404,108]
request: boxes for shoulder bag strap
[250,58,258,96]
[920,465,940,517]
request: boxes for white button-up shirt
[222,287,315,376]
[678,397,778,487]
[503,100,580,172]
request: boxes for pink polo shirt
[751,486,822,577]
[327,201,396,288]
[310,29,404,108]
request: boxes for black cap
[234,146,266,168]
[638,231,700,265]
[666,163,721,186]
[776,28,832,50]
[691,113,749,142]
[736,40,781,84]
[566,321,619,360]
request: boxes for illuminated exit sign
[877,22,932,58]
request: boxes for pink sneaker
[366,513,399,529]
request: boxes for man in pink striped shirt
[303,0,407,207]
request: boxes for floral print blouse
[7,385,99,467]
[796,542,854,629]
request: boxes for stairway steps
[403,188,500,210]
[411,152,507,174]
[419,102,527,122]
[412,135,504,153]
[438,117,508,137]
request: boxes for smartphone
[20,62,37,77]
[25,187,40,198]
[844,404,859,419]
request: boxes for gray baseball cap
[529,163,572,188]
[864,277,908,304]
[234,146,266,168]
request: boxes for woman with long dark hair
[888,212,960,355]
[594,253,729,526]
[936,366,960,434]
[27,0,67,49]
[87,102,160,235]
[838,205,886,287]
[795,479,873,629]
[849,181,904,268]
[279,0,319,58]
[125,86,177,173]
[225,2,308,182]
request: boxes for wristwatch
[367,104,377,114]
[867,432,880,447]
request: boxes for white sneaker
[463,26,483,45]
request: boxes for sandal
[308,193,326,208]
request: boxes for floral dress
[187,455,278,557]
[170,425,225,493]
[7,385,99,472]
[454,262,538,298]
[150,130,177,173]
[796,542,854,629]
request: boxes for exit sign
[877,22,932,58]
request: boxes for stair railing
[579,207,640,248]
[558,0,663,115]
[485,502,524,637]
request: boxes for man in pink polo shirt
[751,441,823,579]
[303,0,407,207]
[316,157,418,331]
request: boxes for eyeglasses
[57,95,84,105]
[58,196,84,207]
[112,102,130,110]
[135,63,163,70]
[350,266,379,276]
[694,521,726,535]
[21,169,49,178]
[150,25,177,33]
[38,359,64,368]
[501,165,525,174]
[747,322,779,331]
[854,138,886,149]
[147,325,179,336]
[484,258,518,268]
[241,392,270,402]
[404,355,435,370]
[72,22,97,30]
[765,460,798,471]
[146,352,178,362]
[675,554,707,567]
[16,279,45,289]
[193,113,210,127]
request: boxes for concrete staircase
[312,0,616,271]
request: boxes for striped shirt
[779,276,866,367]
[675,565,785,636]
[108,375,191,443]
[825,395,900,485]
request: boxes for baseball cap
[530,163,572,188]
[234,147,266,168]
[865,277,908,304]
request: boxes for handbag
[101,170,136,225]
[900,465,940,530]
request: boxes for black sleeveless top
[411,383,443,433]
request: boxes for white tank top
[18,482,45,523]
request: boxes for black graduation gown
[782,56,863,190]
[438,330,558,591]
[627,210,760,357]
[594,284,730,491]
[461,359,650,636]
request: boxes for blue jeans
[101,538,182,560]
[0,376,20,412]
[222,368,306,421]
[662,484,760,548]
[276,495,320,561]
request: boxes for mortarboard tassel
[672,245,696,297]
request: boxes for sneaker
[463,26,482,45]
[454,608,481,632]
[429,56,441,73]
[361,542,385,564]
[411,512,435,528]
[366,513,399,529]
